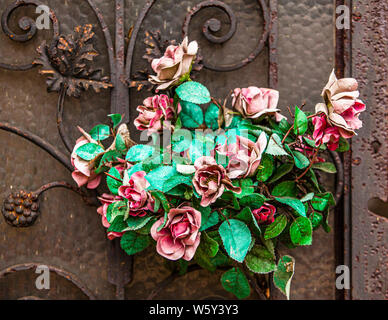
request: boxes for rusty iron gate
[0,0,386,300]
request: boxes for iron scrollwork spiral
[0,0,59,71]
[182,0,270,72]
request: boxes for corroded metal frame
[0,0,345,299]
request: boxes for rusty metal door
[0,0,385,300]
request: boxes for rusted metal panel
[0,0,341,300]
[351,0,388,300]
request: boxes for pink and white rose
[312,115,341,151]
[232,87,286,122]
[149,37,198,90]
[216,132,268,179]
[134,94,175,135]
[315,70,366,137]
[71,137,102,189]
[97,193,124,240]
[151,206,201,261]
[118,171,154,217]
[193,156,241,207]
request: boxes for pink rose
[216,132,267,179]
[118,171,154,217]
[151,206,201,261]
[232,87,286,122]
[134,94,175,135]
[97,193,124,240]
[149,37,198,90]
[193,156,241,207]
[252,203,276,225]
[315,70,366,136]
[71,137,102,189]
[312,115,341,151]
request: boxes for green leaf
[264,215,288,240]
[172,129,192,153]
[195,232,219,272]
[266,134,289,156]
[275,197,306,217]
[90,124,110,141]
[205,103,220,130]
[293,151,310,169]
[322,208,332,233]
[108,216,127,233]
[312,162,337,174]
[278,119,292,134]
[146,166,177,191]
[157,212,168,232]
[219,219,252,263]
[125,162,142,176]
[124,215,153,231]
[210,251,230,268]
[162,174,192,193]
[219,192,240,210]
[200,207,219,231]
[309,211,323,229]
[294,106,308,135]
[239,194,266,208]
[76,143,104,161]
[337,137,350,152]
[126,145,155,162]
[106,200,127,223]
[108,113,123,129]
[273,255,295,300]
[245,245,276,274]
[235,207,261,236]
[268,162,294,184]
[106,167,122,195]
[179,101,204,128]
[221,267,251,299]
[99,150,121,167]
[120,232,150,256]
[115,134,127,153]
[136,217,158,235]
[272,181,297,198]
[308,169,321,192]
[233,179,255,199]
[176,81,211,104]
[256,154,274,182]
[311,192,335,211]
[300,192,314,202]
[289,217,313,246]
[303,137,327,150]
[151,191,170,213]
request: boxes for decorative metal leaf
[34,24,112,97]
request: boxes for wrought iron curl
[182,0,270,72]
[182,0,237,45]
[0,0,59,71]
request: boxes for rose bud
[252,203,276,225]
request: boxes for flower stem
[295,143,321,181]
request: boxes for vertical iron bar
[268,0,278,90]
[112,0,129,122]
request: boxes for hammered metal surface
[275,0,336,300]
[0,0,339,300]
[351,0,388,300]
[277,0,334,111]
